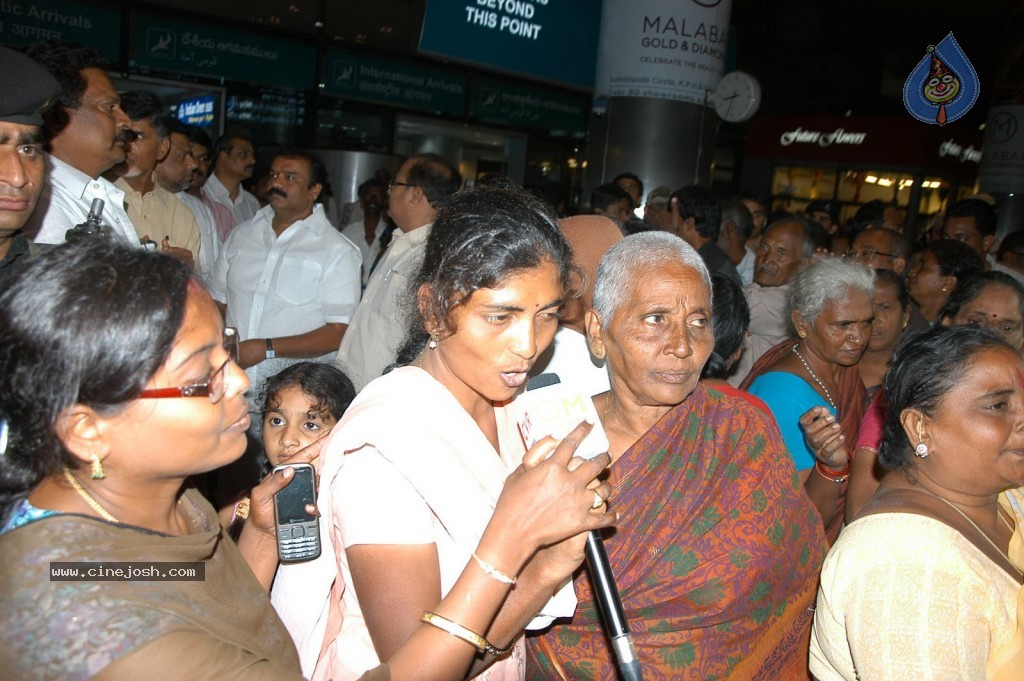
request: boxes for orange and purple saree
[526,383,826,680]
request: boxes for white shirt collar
[48,154,124,201]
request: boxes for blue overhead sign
[419,0,600,90]
[177,95,216,126]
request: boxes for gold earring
[592,346,605,359]
[90,455,106,480]
[798,330,806,339]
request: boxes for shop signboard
[471,77,588,136]
[177,95,217,126]
[746,115,981,179]
[979,105,1024,194]
[131,14,315,90]
[419,0,600,89]
[0,0,120,63]
[595,0,732,105]
[323,50,466,117]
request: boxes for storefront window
[917,176,950,217]
[770,165,838,205]
[836,170,916,206]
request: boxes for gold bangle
[420,612,487,653]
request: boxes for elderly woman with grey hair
[527,232,827,680]
[741,257,875,541]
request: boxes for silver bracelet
[471,552,517,585]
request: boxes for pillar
[978,104,1024,238]
[586,0,734,205]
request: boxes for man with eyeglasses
[336,153,461,391]
[847,227,910,275]
[209,149,361,415]
[847,227,930,335]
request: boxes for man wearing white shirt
[340,177,389,288]
[202,132,259,244]
[23,42,136,246]
[209,149,361,407]
[336,153,460,390]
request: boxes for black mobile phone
[273,463,321,563]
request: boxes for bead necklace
[62,467,119,523]
[918,488,1023,578]
[791,345,837,410]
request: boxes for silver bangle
[471,552,517,585]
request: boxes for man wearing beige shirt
[336,153,460,391]
[729,216,820,386]
[110,91,199,267]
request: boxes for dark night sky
[730,0,1021,125]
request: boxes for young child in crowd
[220,362,356,534]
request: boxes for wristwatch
[265,338,276,360]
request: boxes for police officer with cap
[0,46,61,289]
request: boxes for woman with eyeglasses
[0,242,614,680]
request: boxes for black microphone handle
[584,531,643,680]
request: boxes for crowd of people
[0,39,1023,681]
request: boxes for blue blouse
[746,371,837,471]
[1,498,58,535]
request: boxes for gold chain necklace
[62,467,119,523]
[792,345,837,410]
[920,488,1023,578]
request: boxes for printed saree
[526,383,827,680]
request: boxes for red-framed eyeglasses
[136,328,239,404]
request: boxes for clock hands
[722,91,739,116]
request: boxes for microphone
[516,374,643,681]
